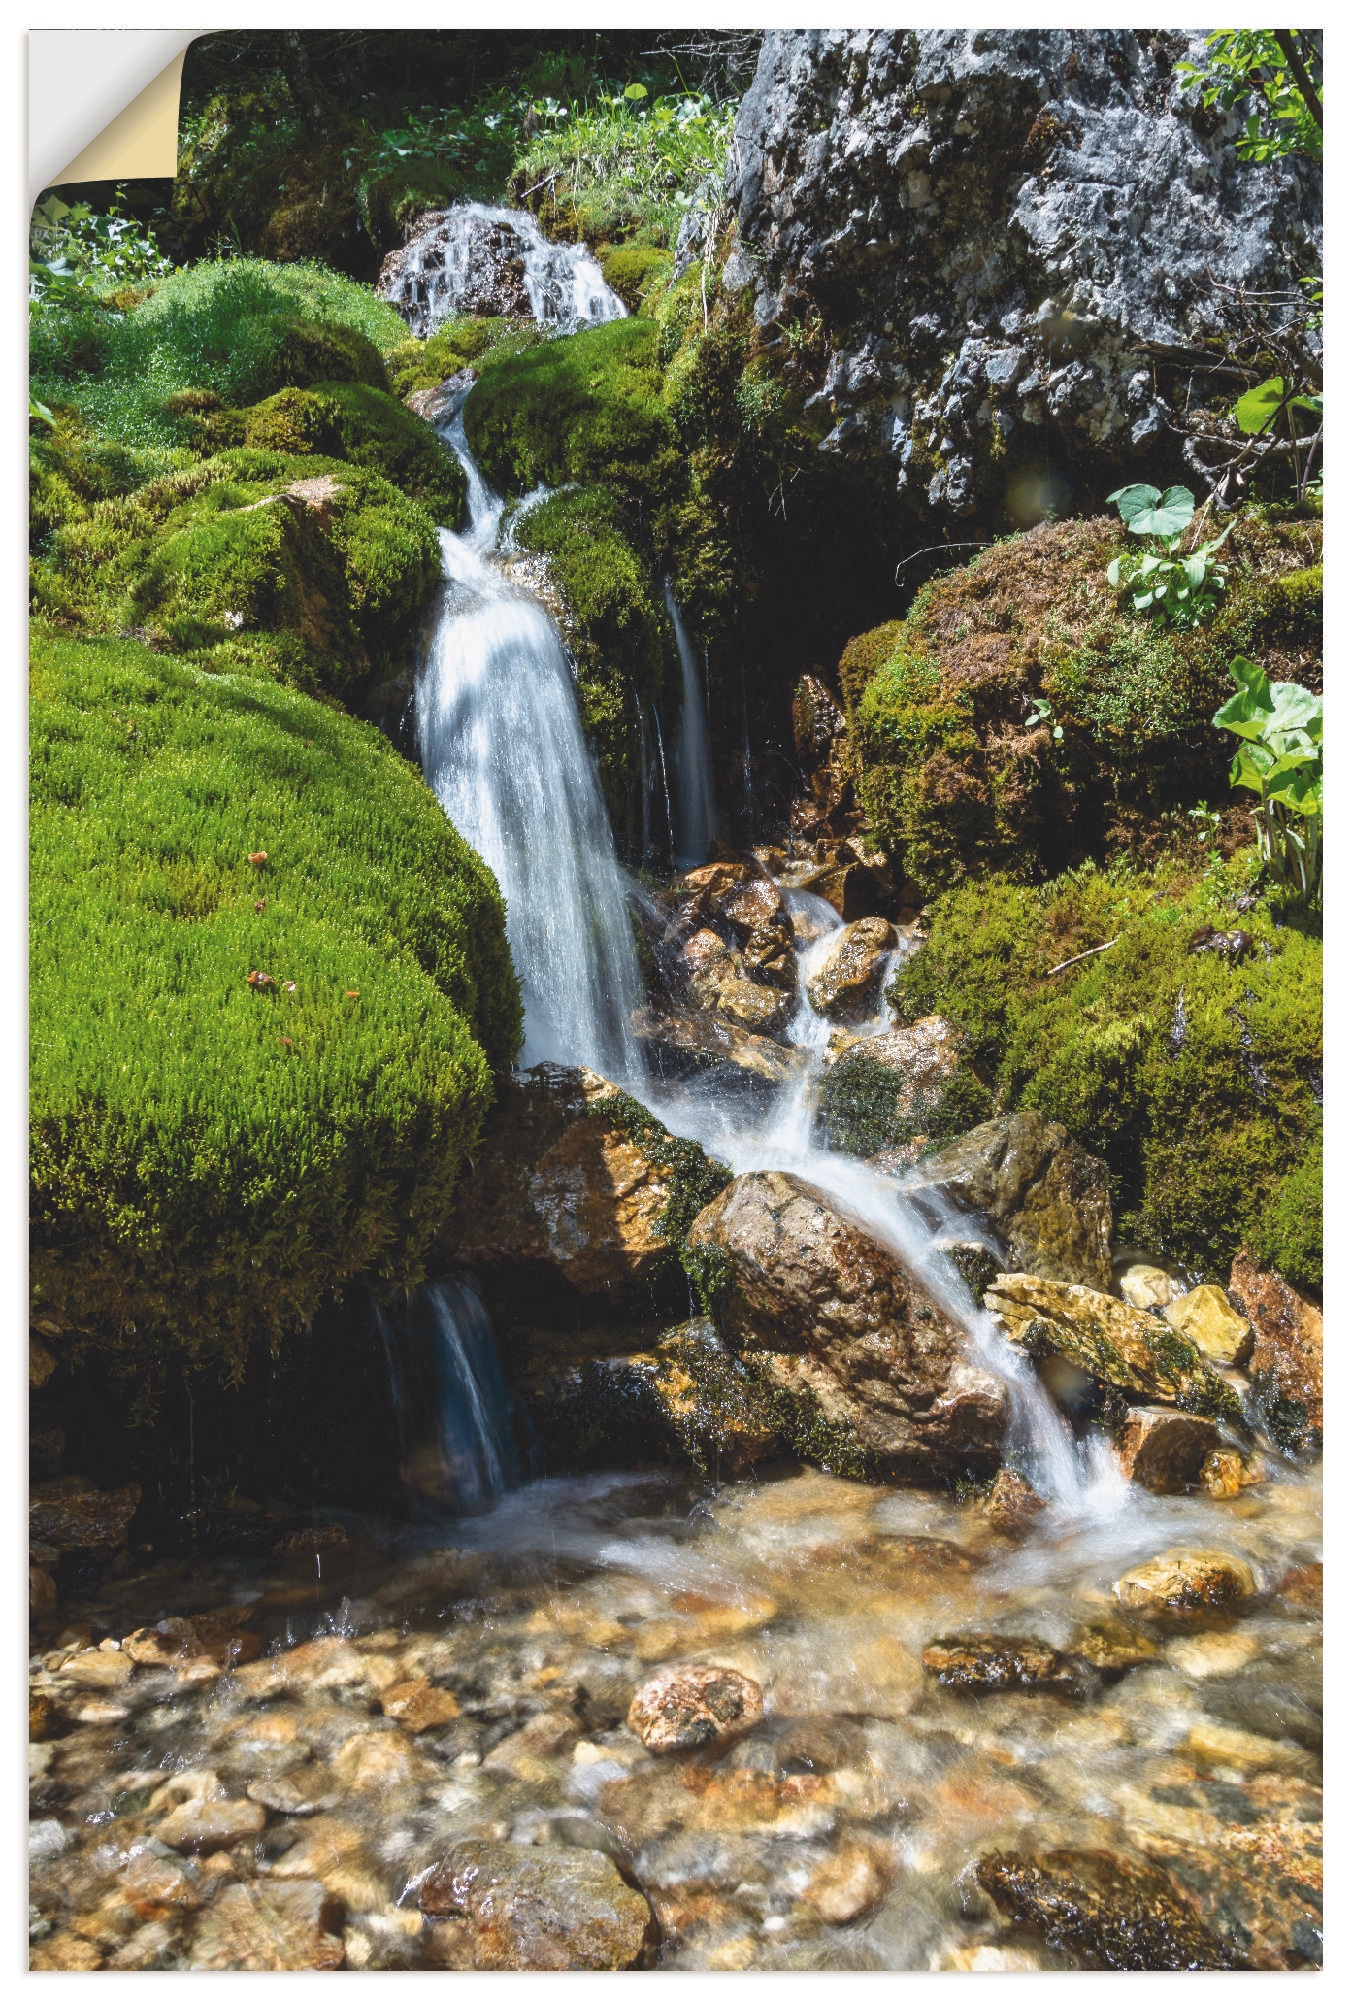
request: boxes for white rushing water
[373,1276,519,1514]
[416,407,644,1079]
[665,585,718,871]
[378,200,626,338]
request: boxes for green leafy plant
[1024,695,1063,743]
[29,192,172,299]
[1105,483,1232,627]
[1176,30,1322,163]
[1213,656,1322,906]
[1231,376,1323,503]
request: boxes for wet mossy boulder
[846,510,1322,893]
[891,856,1321,1289]
[226,381,466,527]
[29,629,520,1379]
[31,451,440,702]
[599,244,673,314]
[387,317,541,401]
[464,316,682,511]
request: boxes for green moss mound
[849,510,1323,894]
[30,258,406,456]
[512,485,674,842]
[599,244,672,313]
[463,316,681,509]
[891,856,1321,1289]
[31,451,440,702]
[232,380,466,526]
[388,317,542,400]
[30,629,521,1376]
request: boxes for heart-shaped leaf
[1234,376,1287,435]
[1125,486,1196,538]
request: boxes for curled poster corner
[28,29,200,204]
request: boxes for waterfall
[378,201,626,338]
[374,1276,519,1514]
[416,408,645,1081]
[665,585,717,871]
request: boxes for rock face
[420,1840,656,1970]
[1228,1252,1322,1448]
[434,1064,728,1299]
[1163,1283,1252,1365]
[628,1664,765,1754]
[906,1111,1112,1290]
[985,1273,1239,1419]
[724,31,1320,514]
[686,1170,1006,1476]
[1114,1406,1222,1494]
[975,1848,1242,1969]
[807,917,896,1018]
[28,1477,141,1553]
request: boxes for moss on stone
[387,317,542,400]
[584,1087,733,1259]
[600,244,673,313]
[890,855,1321,1288]
[817,1045,994,1159]
[230,381,466,526]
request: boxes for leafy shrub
[1105,483,1231,628]
[463,316,681,509]
[1176,30,1322,163]
[30,629,521,1376]
[1214,656,1322,906]
[890,856,1321,1288]
[30,191,172,300]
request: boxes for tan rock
[985,1273,1239,1418]
[1186,1721,1311,1773]
[1113,1547,1256,1614]
[941,1945,1048,1971]
[420,1840,656,1969]
[1068,1617,1158,1674]
[1117,1261,1173,1309]
[30,1935,104,1970]
[909,1111,1114,1290]
[189,1881,344,1971]
[379,1676,462,1732]
[980,1467,1046,1535]
[245,1768,341,1816]
[1200,1448,1245,1499]
[1163,1284,1253,1366]
[58,1646,133,1690]
[157,1797,267,1853]
[1115,1406,1222,1494]
[482,1709,580,1775]
[268,1817,368,1883]
[1166,1630,1260,1680]
[708,976,792,1036]
[1229,1252,1322,1448]
[807,917,896,1017]
[627,1663,764,1755]
[803,1844,885,1923]
[331,1728,427,1792]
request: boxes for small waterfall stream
[665,585,717,871]
[373,1276,519,1514]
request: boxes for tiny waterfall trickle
[374,1277,519,1514]
[416,410,645,1080]
[665,585,717,871]
[378,201,626,338]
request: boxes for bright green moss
[303,381,465,527]
[463,316,681,509]
[512,484,674,846]
[600,244,672,313]
[30,628,521,1377]
[891,856,1321,1288]
[387,317,541,399]
[817,1048,993,1160]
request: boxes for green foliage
[512,484,674,839]
[510,85,736,247]
[1105,484,1231,628]
[387,316,539,398]
[303,380,466,526]
[464,316,680,509]
[30,190,172,300]
[31,257,405,455]
[1214,657,1322,905]
[1233,377,1323,437]
[600,243,673,313]
[890,856,1321,1288]
[1177,31,1322,163]
[30,628,520,1377]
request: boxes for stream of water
[28,209,1320,1974]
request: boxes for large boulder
[686,1170,1006,1476]
[434,1064,729,1300]
[905,1110,1113,1289]
[725,30,1320,514]
[818,1014,966,1157]
[1228,1252,1322,1449]
[984,1273,1241,1420]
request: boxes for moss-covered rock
[847,510,1323,894]
[890,856,1321,1289]
[387,317,541,400]
[30,628,520,1378]
[599,244,672,314]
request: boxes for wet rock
[687,1170,1006,1477]
[379,1677,462,1733]
[404,368,476,424]
[29,1477,141,1553]
[807,917,896,1018]
[30,1331,57,1388]
[1228,1252,1322,1449]
[740,920,798,992]
[420,1839,656,1969]
[803,1843,886,1923]
[906,1111,1112,1290]
[1137,1821,1322,1968]
[792,673,847,767]
[157,1797,268,1854]
[482,1709,580,1777]
[1163,1284,1253,1367]
[331,1727,429,1794]
[1116,1258,1174,1309]
[830,1014,961,1107]
[716,873,784,940]
[123,1611,259,1670]
[921,1634,1086,1694]
[708,977,792,1037]
[189,1881,345,1971]
[630,1004,802,1089]
[1115,1406,1222,1494]
[30,1935,104,1970]
[941,1239,1001,1310]
[1199,1449,1245,1499]
[434,1063,729,1297]
[58,1645,133,1690]
[29,1691,56,1740]
[984,1274,1239,1419]
[246,1768,342,1816]
[979,1467,1045,1536]
[628,1664,764,1755]
[974,1847,1243,1968]
[1113,1547,1257,1614]
[1067,1616,1158,1675]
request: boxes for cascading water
[665,585,717,871]
[378,201,626,338]
[373,1276,519,1513]
[416,404,645,1081]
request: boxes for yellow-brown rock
[984,1274,1239,1418]
[1163,1285,1253,1366]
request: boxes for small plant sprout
[1187,803,1223,847]
[1024,695,1063,743]
[1104,482,1233,628]
[1213,656,1322,907]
